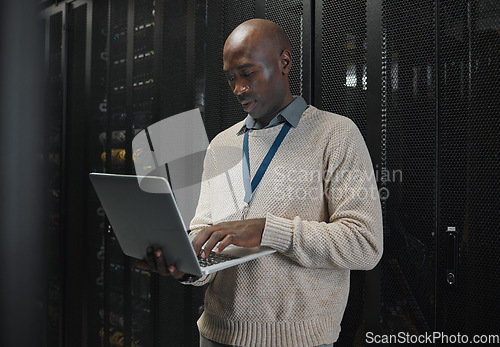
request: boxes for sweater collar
[237,96,307,136]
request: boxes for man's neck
[255,95,294,128]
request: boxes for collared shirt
[236,96,308,135]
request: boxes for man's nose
[233,79,249,95]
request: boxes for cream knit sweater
[186,106,383,346]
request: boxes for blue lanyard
[242,122,291,204]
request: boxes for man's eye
[226,75,235,82]
[242,72,254,78]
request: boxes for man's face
[223,36,289,126]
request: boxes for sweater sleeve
[180,148,217,286]
[261,120,383,270]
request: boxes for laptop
[89,173,275,277]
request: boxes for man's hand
[135,247,185,279]
[192,218,266,258]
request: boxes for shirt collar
[237,96,308,135]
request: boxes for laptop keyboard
[197,251,239,267]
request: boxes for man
[137,18,383,347]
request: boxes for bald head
[224,19,291,59]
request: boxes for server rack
[41,0,500,346]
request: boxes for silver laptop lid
[89,173,204,276]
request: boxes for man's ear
[280,49,292,74]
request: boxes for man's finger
[146,247,157,272]
[191,229,211,255]
[202,231,226,258]
[192,227,221,256]
[168,265,185,280]
[214,234,233,254]
[135,259,150,270]
[154,249,169,276]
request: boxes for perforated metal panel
[160,0,189,118]
[108,0,127,124]
[319,2,368,345]
[437,0,500,336]
[87,0,109,345]
[104,2,130,345]
[133,0,155,118]
[381,0,436,337]
[203,1,256,141]
[220,1,257,133]
[265,0,305,97]
[321,0,368,138]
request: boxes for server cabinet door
[437,0,500,340]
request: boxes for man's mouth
[241,100,256,112]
